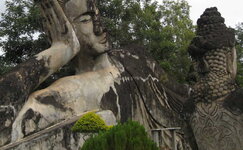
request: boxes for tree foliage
[0,0,49,64]
[0,56,12,75]
[235,23,243,86]
[99,0,195,82]
[81,120,159,150]
[0,0,195,83]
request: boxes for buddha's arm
[11,66,119,141]
[0,0,80,106]
[35,0,80,83]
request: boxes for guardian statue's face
[65,0,108,55]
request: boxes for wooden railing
[0,109,99,150]
[151,127,181,150]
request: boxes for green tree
[0,0,49,64]
[99,0,195,82]
[235,23,243,86]
[158,0,195,82]
[0,56,12,75]
[81,120,159,150]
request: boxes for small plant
[71,112,109,133]
[81,120,159,150]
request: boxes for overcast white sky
[186,0,243,28]
[0,1,5,17]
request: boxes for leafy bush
[71,112,109,133]
[81,120,159,150]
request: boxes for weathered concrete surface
[190,101,243,150]
[0,44,80,146]
[0,0,82,145]
[103,47,195,150]
[0,57,49,146]
[1,110,116,150]
[3,47,195,150]
[11,62,119,142]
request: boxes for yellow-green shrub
[71,112,109,133]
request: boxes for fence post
[151,130,160,147]
[151,127,181,150]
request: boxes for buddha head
[58,0,109,56]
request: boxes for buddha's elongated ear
[226,47,237,80]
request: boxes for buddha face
[65,0,108,55]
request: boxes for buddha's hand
[36,0,80,55]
